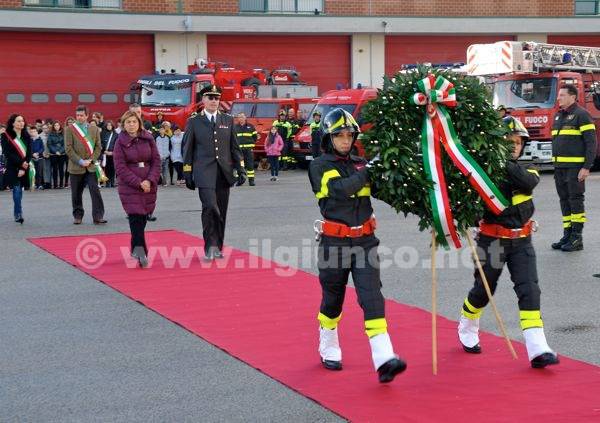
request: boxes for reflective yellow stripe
[580,124,596,132]
[512,193,532,206]
[315,169,341,199]
[553,156,585,163]
[527,169,539,176]
[355,185,371,197]
[563,222,572,228]
[462,298,483,320]
[252,131,257,135]
[240,144,256,148]
[520,310,543,330]
[551,130,558,136]
[365,318,387,337]
[571,212,587,223]
[237,132,254,137]
[246,170,255,177]
[183,164,192,172]
[557,129,582,136]
[318,312,342,330]
[562,215,571,221]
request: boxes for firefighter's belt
[315,216,377,238]
[479,220,536,239]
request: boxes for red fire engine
[467,41,600,168]
[132,60,308,129]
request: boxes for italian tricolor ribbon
[5,132,35,188]
[410,74,508,248]
[70,123,95,156]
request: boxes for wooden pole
[431,231,438,375]
[465,231,518,360]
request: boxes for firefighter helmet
[320,108,360,153]
[503,116,529,141]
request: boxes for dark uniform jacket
[233,123,258,148]
[310,122,322,145]
[308,153,372,227]
[552,103,597,169]
[482,160,539,229]
[182,110,243,189]
[272,118,292,141]
[0,132,33,189]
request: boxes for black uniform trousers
[198,166,230,253]
[466,234,540,312]
[240,147,255,178]
[554,167,585,227]
[318,234,385,321]
[70,172,104,221]
[128,214,148,254]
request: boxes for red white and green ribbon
[28,161,36,188]
[70,123,95,156]
[411,74,509,248]
[6,133,27,160]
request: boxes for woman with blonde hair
[113,110,161,267]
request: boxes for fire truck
[467,41,600,168]
[132,59,309,129]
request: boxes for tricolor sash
[5,132,27,160]
[70,123,95,157]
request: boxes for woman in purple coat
[113,110,161,268]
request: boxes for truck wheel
[242,77,261,87]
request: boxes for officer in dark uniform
[308,108,406,383]
[233,113,257,186]
[551,84,597,252]
[458,116,559,369]
[309,110,322,159]
[182,85,246,260]
[272,110,292,170]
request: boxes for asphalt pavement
[1,168,599,422]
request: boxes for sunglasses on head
[206,95,220,100]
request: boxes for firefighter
[310,111,322,158]
[551,84,597,252]
[458,116,559,369]
[285,108,300,170]
[308,108,406,383]
[233,113,257,186]
[272,110,292,170]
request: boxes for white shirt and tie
[205,110,217,124]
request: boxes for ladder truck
[467,41,600,168]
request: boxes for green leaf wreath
[361,66,511,246]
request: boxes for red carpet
[30,230,600,422]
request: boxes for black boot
[551,228,571,250]
[249,178,255,186]
[531,352,560,369]
[377,357,407,383]
[561,223,583,252]
[14,214,24,224]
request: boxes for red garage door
[385,35,514,76]
[0,32,154,123]
[207,35,350,94]
[548,35,600,47]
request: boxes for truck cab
[493,71,600,168]
[293,88,378,162]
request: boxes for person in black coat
[0,114,33,223]
[101,121,118,187]
[182,85,246,260]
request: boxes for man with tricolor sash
[458,116,559,369]
[308,108,407,383]
[65,105,106,225]
[550,84,597,252]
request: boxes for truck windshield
[141,83,192,107]
[305,104,357,124]
[493,78,557,109]
[231,103,255,117]
[255,103,282,118]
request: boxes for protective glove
[236,167,247,186]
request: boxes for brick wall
[6,0,574,15]
[324,0,574,17]
[122,0,179,14]
[0,0,21,8]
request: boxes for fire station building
[0,1,599,119]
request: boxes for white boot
[458,315,480,349]
[319,326,342,362]
[369,332,397,370]
[523,327,555,361]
